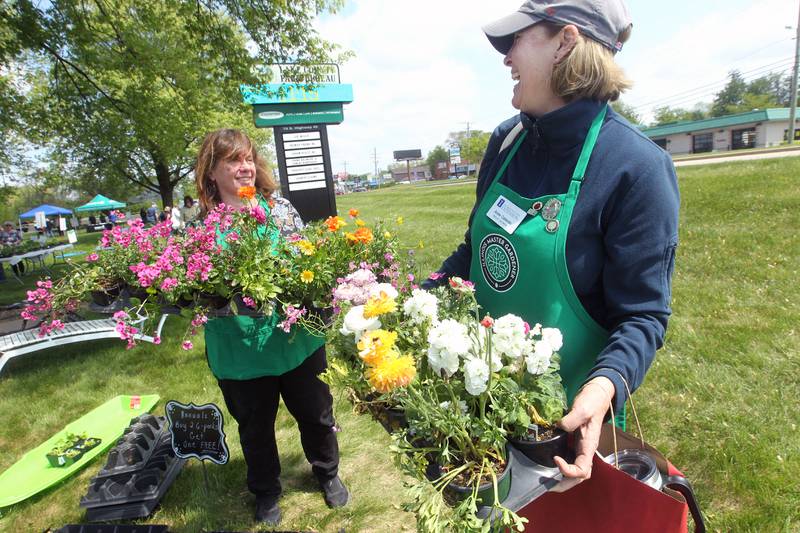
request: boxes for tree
[651,104,709,126]
[446,130,490,170]
[1,0,345,206]
[426,145,448,176]
[611,100,641,125]
[710,70,748,117]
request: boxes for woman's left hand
[551,376,615,492]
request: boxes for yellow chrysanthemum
[296,240,315,256]
[363,291,397,318]
[300,270,314,283]
[384,231,392,239]
[366,354,417,393]
[355,218,366,227]
[396,216,404,225]
[357,329,398,367]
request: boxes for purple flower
[182,340,193,351]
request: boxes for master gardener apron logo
[479,233,519,292]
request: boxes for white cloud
[310,0,796,174]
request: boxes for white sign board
[267,64,340,84]
[67,229,78,243]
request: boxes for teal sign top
[241,83,353,106]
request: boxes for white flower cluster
[426,318,470,377]
[492,314,533,361]
[340,305,380,340]
[525,327,563,375]
[402,288,438,325]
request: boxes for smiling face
[504,23,567,117]
[209,149,257,206]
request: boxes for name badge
[486,195,526,235]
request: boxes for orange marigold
[324,215,347,231]
[345,226,373,244]
[348,208,359,218]
[237,186,256,200]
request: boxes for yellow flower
[300,270,314,283]
[384,231,392,239]
[357,329,398,367]
[296,239,315,255]
[418,240,424,249]
[363,291,397,318]
[396,216,404,225]
[366,354,417,393]
[355,218,366,227]
[345,227,374,244]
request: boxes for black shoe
[320,476,350,508]
[255,495,281,525]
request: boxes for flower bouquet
[324,274,568,532]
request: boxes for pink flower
[407,273,415,282]
[523,321,531,335]
[250,205,267,225]
[287,233,302,243]
[182,340,193,351]
[153,336,161,345]
[428,272,444,280]
[481,316,494,328]
[225,231,240,243]
[278,305,306,333]
[242,296,256,308]
[160,277,178,291]
[191,313,208,328]
[113,310,129,320]
[86,253,99,262]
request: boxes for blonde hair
[547,23,632,102]
[194,129,278,214]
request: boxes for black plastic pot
[90,285,122,307]
[442,447,514,507]
[196,292,230,310]
[509,426,571,468]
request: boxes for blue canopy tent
[18,204,73,218]
[75,194,126,212]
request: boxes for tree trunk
[154,157,174,207]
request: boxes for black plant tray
[81,445,184,508]
[55,525,170,533]
[95,415,167,479]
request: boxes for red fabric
[518,455,689,532]
[667,460,684,477]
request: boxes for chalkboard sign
[165,401,229,465]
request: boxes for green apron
[205,200,325,380]
[469,106,623,424]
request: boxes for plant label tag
[486,195,526,235]
[130,396,141,410]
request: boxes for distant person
[146,203,157,224]
[88,214,97,226]
[1,221,24,276]
[170,204,183,232]
[158,206,169,223]
[70,214,79,229]
[180,194,200,227]
[139,207,148,224]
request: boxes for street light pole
[789,2,800,144]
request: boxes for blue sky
[315,0,796,175]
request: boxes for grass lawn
[1,157,799,531]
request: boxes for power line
[628,57,793,109]
[629,59,794,111]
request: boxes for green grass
[1,158,799,531]
[0,232,104,307]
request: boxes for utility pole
[789,2,800,144]
[372,148,379,185]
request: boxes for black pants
[217,346,339,498]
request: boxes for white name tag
[486,195,526,235]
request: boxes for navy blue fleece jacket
[427,99,679,413]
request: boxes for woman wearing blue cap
[425,0,679,492]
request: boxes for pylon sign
[240,75,353,222]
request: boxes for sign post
[165,400,230,496]
[241,68,352,222]
[393,149,422,182]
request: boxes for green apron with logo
[469,106,624,426]
[205,199,325,380]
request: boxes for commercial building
[641,108,798,155]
